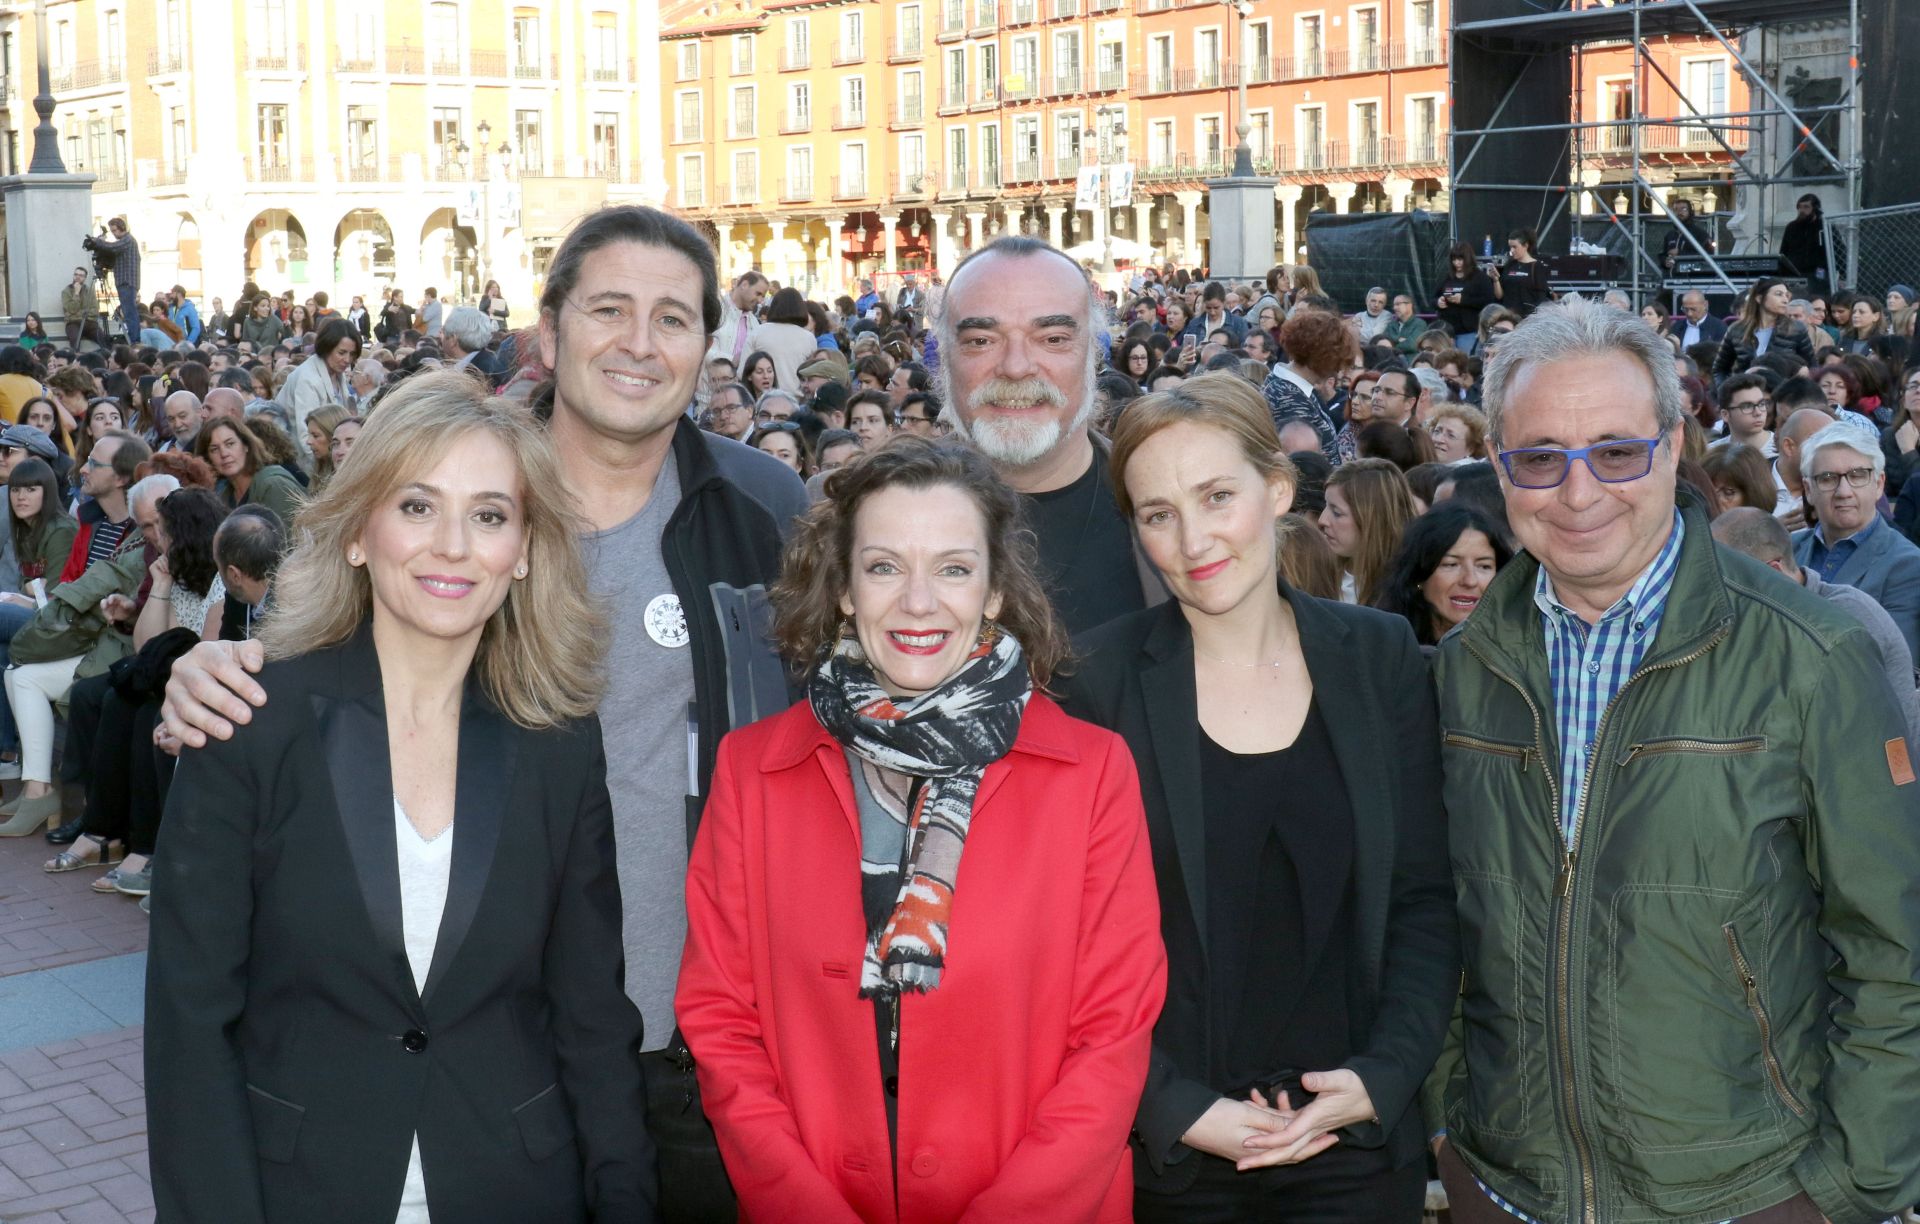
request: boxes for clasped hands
[1180,1069,1377,1171]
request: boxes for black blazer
[145,630,657,1224]
[1057,588,1458,1194]
[1666,314,1729,347]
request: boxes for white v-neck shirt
[394,799,454,1224]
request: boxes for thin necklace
[1194,645,1292,669]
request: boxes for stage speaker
[1449,0,1574,255]
[1860,0,1920,209]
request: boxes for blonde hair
[258,370,606,729]
[1428,402,1488,455]
[1288,264,1324,298]
[305,403,352,488]
[1107,371,1298,519]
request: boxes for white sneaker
[0,759,22,781]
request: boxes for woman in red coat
[676,437,1167,1224]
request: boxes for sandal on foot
[90,867,126,894]
[44,837,123,874]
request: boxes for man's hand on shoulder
[160,640,268,748]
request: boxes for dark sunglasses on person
[1497,436,1665,490]
[756,421,802,435]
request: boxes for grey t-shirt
[583,460,697,1052]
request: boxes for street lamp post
[1095,103,1125,273]
[27,0,64,174]
[1226,0,1254,177]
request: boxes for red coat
[677,694,1166,1224]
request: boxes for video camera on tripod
[79,230,115,280]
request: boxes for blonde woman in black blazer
[146,372,656,1223]
[1058,373,1456,1222]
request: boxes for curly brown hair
[1278,310,1360,382]
[771,436,1069,686]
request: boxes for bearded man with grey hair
[1424,297,1920,1224]
[932,235,1164,632]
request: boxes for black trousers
[640,1045,738,1224]
[61,673,112,786]
[1134,1140,1427,1224]
[79,688,165,855]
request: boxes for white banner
[1074,165,1103,211]
[1107,162,1135,207]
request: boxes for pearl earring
[348,549,360,564]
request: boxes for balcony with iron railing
[1001,74,1037,102]
[147,47,187,75]
[938,3,968,40]
[1052,0,1079,16]
[469,50,510,77]
[970,0,998,32]
[832,174,868,200]
[247,155,314,184]
[1054,153,1087,179]
[1007,158,1041,184]
[1091,0,1121,12]
[832,104,866,129]
[716,179,760,205]
[151,162,191,188]
[729,114,758,139]
[970,81,1001,110]
[1049,67,1081,96]
[972,165,1003,192]
[511,53,557,80]
[89,166,127,192]
[674,118,705,143]
[336,49,379,72]
[939,84,968,114]
[1386,38,1445,69]
[891,170,935,199]
[386,44,425,74]
[889,98,926,127]
[781,45,810,71]
[586,56,627,83]
[889,33,924,61]
[833,40,864,65]
[1175,64,1223,91]
[1136,68,1175,96]
[779,108,811,134]
[780,176,815,201]
[248,46,308,72]
[679,180,706,208]
[431,52,464,75]
[1007,0,1037,24]
[1094,66,1124,91]
[51,59,126,91]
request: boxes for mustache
[967,378,1068,411]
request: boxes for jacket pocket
[1443,731,1534,770]
[1454,870,1538,1142]
[1722,925,1809,1120]
[511,1082,574,1162]
[245,1083,305,1165]
[1615,736,1767,766]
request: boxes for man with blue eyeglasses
[1422,297,1920,1224]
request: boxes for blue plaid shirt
[1534,511,1686,847]
[1805,512,1877,585]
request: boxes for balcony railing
[971,0,998,31]
[588,59,624,83]
[1008,158,1041,183]
[729,115,758,139]
[147,48,187,75]
[1054,153,1086,179]
[832,104,866,129]
[469,50,509,77]
[1050,67,1081,95]
[51,59,126,91]
[1095,66,1124,91]
[433,159,468,182]
[1091,0,1122,12]
[1175,65,1222,91]
[779,176,814,201]
[972,165,1003,191]
[716,179,759,205]
[1007,0,1037,23]
[247,155,313,184]
[90,168,127,192]
[938,4,967,40]
[779,108,811,134]
[679,181,706,207]
[1052,0,1079,16]
[832,175,868,199]
[889,33,923,61]
[336,50,379,72]
[891,170,934,198]
[1137,69,1175,96]
[939,86,968,113]
[386,45,424,74]
[342,155,386,183]
[1002,74,1037,102]
[971,81,1000,110]
[246,46,306,72]
[431,55,464,75]
[511,53,555,80]
[832,41,864,65]
[151,163,190,188]
[781,46,810,70]
[889,98,925,127]
[674,120,704,143]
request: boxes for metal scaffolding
[1450,0,1863,300]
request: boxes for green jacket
[10,540,146,678]
[1383,314,1427,355]
[1423,501,1920,1224]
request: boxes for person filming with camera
[82,218,139,340]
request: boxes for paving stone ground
[0,790,152,1224]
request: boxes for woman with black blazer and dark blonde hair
[1058,371,1457,1223]
[146,369,657,1223]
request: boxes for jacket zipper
[1721,926,1809,1119]
[1615,736,1766,766]
[1443,731,1533,770]
[1467,623,1726,1224]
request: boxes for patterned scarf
[809,625,1030,997]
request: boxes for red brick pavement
[0,803,153,1224]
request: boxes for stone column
[1383,176,1414,214]
[829,215,849,295]
[1578,168,1603,216]
[1133,199,1154,256]
[965,208,988,254]
[932,209,957,274]
[714,221,734,270]
[1092,200,1109,262]
[1326,181,1357,214]
[1275,184,1304,262]
[1045,205,1064,249]
[1176,190,1201,261]
[878,213,899,273]
[766,219,788,288]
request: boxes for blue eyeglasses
[1497,437,1665,490]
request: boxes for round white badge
[644,593,690,649]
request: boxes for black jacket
[1666,313,1729,347]
[145,630,657,1223]
[660,415,809,830]
[1437,269,1497,337]
[1056,589,1458,1195]
[1780,215,1828,282]
[1712,316,1817,385]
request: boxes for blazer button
[402,1028,429,1053]
[909,1148,939,1178]
[884,1074,899,1098]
